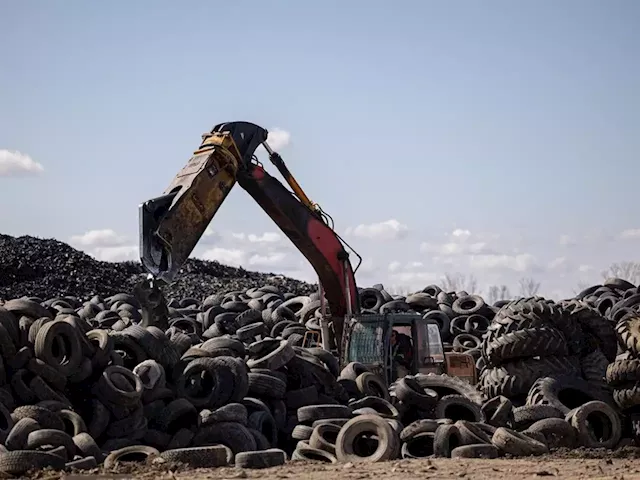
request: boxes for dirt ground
[33,449,640,480]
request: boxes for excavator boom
[139,121,360,347]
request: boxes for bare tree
[518,277,541,297]
[486,285,512,304]
[573,280,591,295]
[601,262,640,286]
[440,273,478,294]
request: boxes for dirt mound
[0,233,315,301]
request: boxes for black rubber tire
[297,405,353,424]
[454,420,492,445]
[248,373,286,399]
[292,425,313,441]
[355,372,389,400]
[480,356,581,399]
[246,340,295,371]
[24,428,75,455]
[567,400,622,449]
[34,320,83,377]
[482,327,567,365]
[103,445,160,469]
[580,349,609,387]
[339,362,369,381]
[526,375,614,414]
[613,386,640,410]
[235,448,287,469]
[309,423,340,455]
[393,377,438,410]
[401,432,434,459]
[73,432,103,461]
[453,334,482,352]
[524,418,577,449]
[413,373,486,405]
[4,418,39,450]
[291,442,337,463]
[481,396,513,428]
[95,365,143,407]
[452,295,485,316]
[435,395,484,423]
[433,424,464,458]
[513,405,564,430]
[491,427,548,456]
[335,414,400,463]
[451,444,500,459]
[0,450,65,475]
[606,358,640,386]
[192,422,257,456]
[161,445,231,468]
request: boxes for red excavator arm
[139,121,361,345]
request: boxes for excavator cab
[340,313,477,386]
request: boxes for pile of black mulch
[0,234,316,301]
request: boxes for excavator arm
[138,121,360,346]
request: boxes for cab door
[413,319,447,376]
[341,315,392,384]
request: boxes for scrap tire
[526,375,614,414]
[480,356,580,399]
[160,445,230,468]
[606,359,640,386]
[235,448,287,469]
[482,327,567,365]
[335,414,400,463]
[413,373,486,405]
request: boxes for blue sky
[1,1,639,298]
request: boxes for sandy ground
[35,450,640,480]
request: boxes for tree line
[388,262,640,303]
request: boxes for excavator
[136,121,477,385]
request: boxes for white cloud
[202,227,222,242]
[0,149,44,176]
[70,229,128,247]
[388,261,401,272]
[93,246,139,262]
[469,253,538,272]
[248,232,281,243]
[266,128,291,150]
[201,247,247,267]
[578,264,594,273]
[230,231,283,244]
[548,257,567,270]
[420,241,489,256]
[452,229,471,239]
[619,229,640,240]
[69,229,138,262]
[248,252,287,268]
[559,234,576,246]
[420,229,493,256]
[346,219,409,240]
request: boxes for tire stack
[606,310,640,439]
[479,297,582,404]
[479,296,616,408]
[0,290,362,476]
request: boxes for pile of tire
[359,284,494,358]
[478,296,615,404]
[0,288,372,476]
[472,293,629,451]
[288,367,550,462]
[599,281,640,434]
[2,278,640,475]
